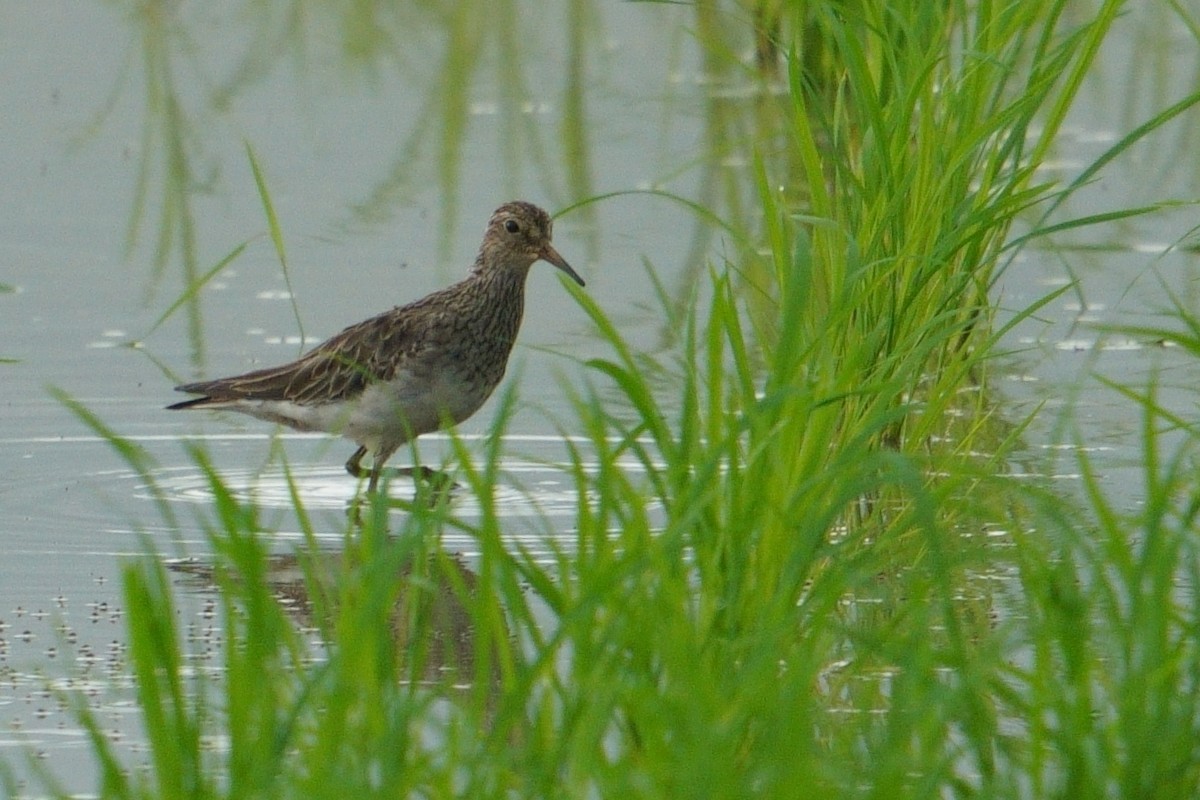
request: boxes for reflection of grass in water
[105,0,597,278]
[96,0,605,374]
[17,2,1200,797]
[2,282,16,362]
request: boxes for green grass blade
[245,140,305,351]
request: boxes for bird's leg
[367,444,400,493]
[346,446,386,494]
[345,446,369,478]
[345,445,457,494]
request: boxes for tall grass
[744,1,1124,454]
[17,1,1200,798]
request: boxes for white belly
[228,368,494,453]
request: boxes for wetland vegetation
[6,0,1200,797]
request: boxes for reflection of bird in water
[170,550,505,691]
[168,202,583,493]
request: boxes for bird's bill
[540,244,586,287]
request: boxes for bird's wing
[176,306,429,405]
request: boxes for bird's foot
[345,447,459,496]
[378,465,458,493]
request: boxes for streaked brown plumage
[168,201,584,492]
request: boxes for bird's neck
[466,263,528,347]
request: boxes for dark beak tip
[563,267,586,288]
[541,245,585,287]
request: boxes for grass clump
[744,0,1125,456]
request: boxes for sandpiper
[168,201,584,492]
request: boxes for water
[2,1,1199,793]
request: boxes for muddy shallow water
[2,1,1199,793]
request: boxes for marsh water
[2,1,1199,792]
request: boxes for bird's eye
[504,219,520,234]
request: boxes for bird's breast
[353,366,497,439]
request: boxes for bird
[167,201,584,493]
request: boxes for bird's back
[171,265,527,410]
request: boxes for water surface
[1,1,1198,793]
